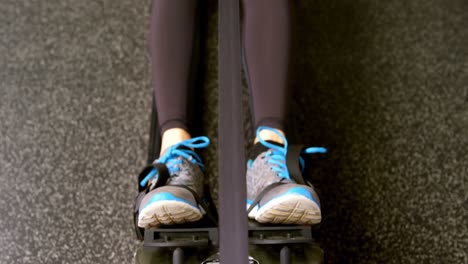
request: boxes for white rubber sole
[138,201,203,228]
[250,194,321,225]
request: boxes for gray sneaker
[246,126,326,225]
[137,136,210,228]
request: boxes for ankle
[160,128,191,156]
[254,128,285,145]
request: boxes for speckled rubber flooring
[0,0,467,263]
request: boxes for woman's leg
[137,0,210,229]
[150,0,198,154]
[243,1,322,226]
[242,0,292,144]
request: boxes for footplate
[248,220,313,245]
[143,226,219,248]
[247,220,323,264]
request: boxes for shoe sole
[138,201,203,228]
[254,194,321,225]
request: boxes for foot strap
[246,180,286,215]
[170,184,218,226]
[286,145,308,185]
[137,162,170,192]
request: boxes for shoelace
[139,136,210,187]
[256,126,327,180]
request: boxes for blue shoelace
[256,126,327,180]
[139,136,210,187]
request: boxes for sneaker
[137,136,210,228]
[246,126,326,225]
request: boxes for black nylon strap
[286,145,307,185]
[151,163,170,189]
[137,163,170,192]
[218,0,249,262]
[133,191,146,240]
[170,184,218,226]
[246,181,286,215]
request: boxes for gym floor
[0,0,466,263]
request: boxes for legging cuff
[160,119,189,135]
[256,117,285,132]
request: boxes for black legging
[150,0,291,134]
